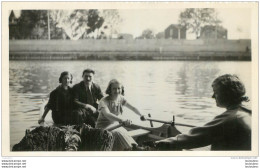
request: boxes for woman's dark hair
[212,74,249,106]
[82,69,95,76]
[105,79,125,96]
[59,71,73,84]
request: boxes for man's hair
[212,74,249,106]
[82,69,95,76]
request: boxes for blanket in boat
[12,124,114,151]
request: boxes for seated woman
[38,71,74,125]
[96,79,145,151]
[156,74,251,151]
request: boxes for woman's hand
[122,119,132,126]
[38,117,45,124]
[140,115,146,121]
[155,138,178,150]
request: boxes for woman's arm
[125,102,143,117]
[38,92,54,124]
[38,106,50,124]
[101,106,124,123]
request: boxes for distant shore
[9,39,251,61]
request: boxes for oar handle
[146,118,173,125]
[105,123,124,131]
[174,123,196,128]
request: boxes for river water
[9,60,252,148]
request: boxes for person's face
[212,86,226,108]
[110,83,122,97]
[83,72,94,85]
[61,74,71,86]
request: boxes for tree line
[10,8,221,40]
[10,9,122,40]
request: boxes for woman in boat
[96,79,146,150]
[38,71,74,125]
[156,74,251,151]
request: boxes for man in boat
[155,74,251,151]
[72,69,104,127]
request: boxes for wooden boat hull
[38,101,210,151]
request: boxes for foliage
[17,10,48,39]
[140,29,155,39]
[100,9,123,38]
[49,10,104,40]
[179,8,221,38]
[12,9,122,40]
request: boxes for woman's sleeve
[45,91,55,110]
[98,99,107,110]
[172,116,226,149]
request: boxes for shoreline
[9,39,251,61]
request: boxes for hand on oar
[140,115,146,121]
[122,119,132,126]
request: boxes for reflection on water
[9,60,251,148]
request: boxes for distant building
[118,33,133,40]
[165,24,186,39]
[200,25,228,39]
[9,10,19,39]
[155,32,165,39]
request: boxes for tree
[18,10,48,39]
[49,10,104,40]
[140,29,154,39]
[100,9,122,38]
[179,8,221,39]
[86,10,104,35]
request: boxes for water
[9,60,252,148]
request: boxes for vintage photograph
[2,2,258,156]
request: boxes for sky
[118,8,251,39]
[11,8,251,39]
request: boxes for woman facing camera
[38,71,74,125]
[156,74,251,151]
[96,79,145,150]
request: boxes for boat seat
[128,129,151,138]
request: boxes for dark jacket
[72,81,104,109]
[45,86,74,124]
[171,105,251,151]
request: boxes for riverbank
[9,39,251,61]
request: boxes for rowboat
[36,100,210,151]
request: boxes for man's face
[83,72,94,85]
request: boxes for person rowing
[95,79,146,150]
[155,74,251,151]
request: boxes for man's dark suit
[72,81,104,127]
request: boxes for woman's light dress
[96,95,137,150]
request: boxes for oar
[104,123,124,131]
[144,118,196,128]
[125,123,182,138]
